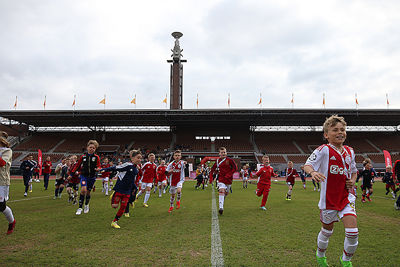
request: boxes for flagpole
[43,95,46,110]
[355,93,358,110]
[196,93,199,109]
[386,93,389,109]
[13,96,17,110]
[291,93,294,109]
[165,93,168,109]
[323,93,326,109]
[73,94,76,111]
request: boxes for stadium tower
[167,32,187,109]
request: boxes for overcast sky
[1,0,399,110]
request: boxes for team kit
[2,115,400,267]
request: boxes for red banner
[383,150,392,167]
[38,149,43,176]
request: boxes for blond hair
[173,150,182,155]
[323,115,347,133]
[87,140,99,149]
[0,137,10,148]
[0,131,8,139]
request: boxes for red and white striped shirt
[305,144,357,211]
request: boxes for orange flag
[290,93,294,104]
[162,97,167,104]
[99,96,106,105]
[228,93,231,107]
[131,94,136,104]
[386,93,389,106]
[72,95,76,107]
[323,93,326,107]
[355,93,359,105]
[258,93,262,105]
[196,93,199,108]
[43,95,47,109]
[13,96,17,109]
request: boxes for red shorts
[111,192,130,206]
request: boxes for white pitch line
[8,195,52,203]
[211,186,224,267]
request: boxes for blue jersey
[101,162,138,195]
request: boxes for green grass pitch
[1,179,399,266]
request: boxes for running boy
[211,147,237,215]
[383,165,397,199]
[20,155,36,197]
[285,161,299,200]
[72,140,101,215]
[304,115,358,267]
[0,136,15,234]
[253,155,277,210]
[359,162,374,203]
[137,153,157,207]
[241,164,250,189]
[66,155,80,204]
[100,150,141,229]
[166,150,186,213]
[156,160,167,196]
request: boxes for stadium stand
[14,134,63,152]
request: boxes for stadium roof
[1,109,400,129]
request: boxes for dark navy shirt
[101,162,138,195]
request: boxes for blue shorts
[80,176,96,191]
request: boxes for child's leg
[341,215,358,262]
[219,188,226,210]
[317,223,334,258]
[170,193,175,207]
[144,187,151,204]
[261,187,270,207]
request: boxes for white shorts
[141,182,153,190]
[103,177,109,182]
[29,178,32,183]
[158,180,167,186]
[243,177,248,181]
[169,181,184,194]
[218,182,231,192]
[0,185,10,202]
[320,194,357,225]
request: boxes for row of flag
[12,92,392,109]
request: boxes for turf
[1,179,399,266]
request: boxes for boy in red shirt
[156,160,167,197]
[42,156,52,190]
[137,153,157,208]
[285,161,299,200]
[166,150,186,213]
[211,147,237,215]
[253,155,277,210]
[305,115,358,267]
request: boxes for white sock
[343,228,358,261]
[288,189,292,196]
[219,193,225,209]
[29,184,32,191]
[159,188,162,196]
[144,192,150,204]
[137,190,143,197]
[3,206,14,223]
[317,228,333,257]
[104,183,108,194]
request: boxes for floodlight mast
[167,32,186,109]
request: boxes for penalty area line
[211,186,224,267]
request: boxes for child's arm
[346,172,357,190]
[304,165,326,183]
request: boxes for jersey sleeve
[72,155,83,173]
[255,168,263,177]
[166,162,173,172]
[349,148,357,174]
[305,146,325,172]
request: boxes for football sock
[343,228,358,261]
[24,185,28,193]
[317,228,333,257]
[29,184,32,191]
[59,187,64,194]
[113,215,120,222]
[85,195,91,205]
[124,204,130,213]
[104,183,108,193]
[2,206,14,223]
[219,192,225,209]
[144,192,150,204]
[137,190,143,198]
[170,195,175,207]
[159,188,162,196]
[79,194,85,208]
[55,188,59,197]
[177,192,181,201]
